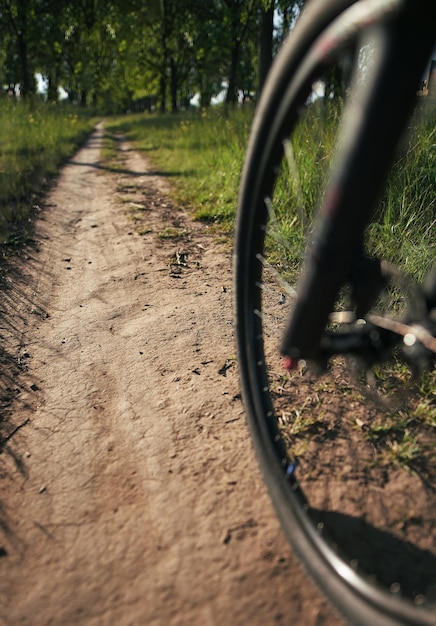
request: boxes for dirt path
[0,125,344,626]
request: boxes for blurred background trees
[0,0,305,112]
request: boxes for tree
[0,0,37,97]
[276,0,304,44]
[258,0,274,95]
[0,0,308,110]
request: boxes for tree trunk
[159,0,169,114]
[18,28,35,98]
[159,72,167,113]
[226,41,240,105]
[47,75,58,102]
[17,0,36,99]
[170,57,178,113]
[258,3,274,96]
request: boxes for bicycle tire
[234,1,436,625]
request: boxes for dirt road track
[0,125,343,625]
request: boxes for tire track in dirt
[0,125,344,626]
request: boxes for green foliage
[0,100,95,240]
[0,0,306,113]
[109,93,433,284]
[106,105,254,230]
[269,97,435,284]
[368,101,436,280]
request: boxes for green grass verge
[106,100,434,281]
[105,106,254,233]
[272,98,435,284]
[368,100,436,280]
[0,100,97,243]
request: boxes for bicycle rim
[234,2,435,625]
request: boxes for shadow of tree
[0,239,42,544]
[67,158,186,179]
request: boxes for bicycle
[234,1,435,624]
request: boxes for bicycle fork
[280,1,436,368]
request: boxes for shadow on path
[67,158,186,179]
[311,507,436,603]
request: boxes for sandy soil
[0,125,344,626]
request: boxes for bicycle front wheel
[234,1,436,625]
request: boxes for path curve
[0,126,343,626]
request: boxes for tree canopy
[0,0,304,112]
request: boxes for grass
[278,361,435,478]
[157,226,187,239]
[105,105,253,233]
[368,99,436,281]
[0,87,432,279]
[100,130,122,171]
[105,97,434,286]
[366,366,435,474]
[0,99,96,242]
[271,98,436,285]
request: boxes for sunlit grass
[0,99,96,241]
[106,105,254,233]
[368,100,436,281]
[107,98,434,284]
[272,98,435,284]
